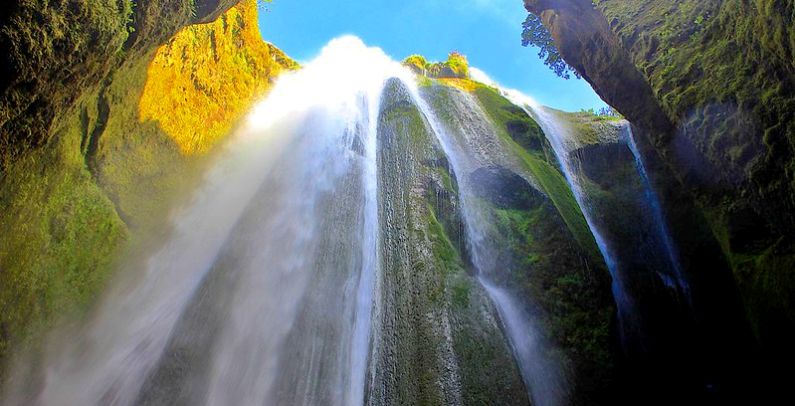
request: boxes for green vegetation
[373,79,530,404]
[139,0,297,154]
[732,238,795,346]
[466,87,615,399]
[0,0,195,168]
[0,54,181,373]
[489,204,614,398]
[593,0,795,227]
[420,77,615,403]
[403,54,429,75]
[424,193,530,405]
[426,203,462,277]
[0,86,128,365]
[0,0,294,373]
[441,51,469,78]
[589,0,795,354]
[521,13,580,79]
[470,84,602,259]
[554,109,624,148]
[402,51,470,79]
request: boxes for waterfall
[624,126,690,299]
[519,101,640,347]
[5,36,412,406]
[494,83,692,355]
[4,36,581,406]
[407,87,569,406]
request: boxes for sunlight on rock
[138,0,297,155]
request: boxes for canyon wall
[0,0,294,368]
[524,0,794,401]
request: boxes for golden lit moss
[138,0,297,154]
[437,78,481,93]
[403,52,470,80]
[403,54,429,74]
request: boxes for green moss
[0,89,128,364]
[426,203,463,277]
[403,52,470,80]
[94,54,212,236]
[470,84,602,259]
[597,0,795,235]
[471,85,547,151]
[489,203,614,400]
[422,78,614,401]
[732,238,795,347]
[0,0,198,166]
[593,0,795,358]
[450,278,471,309]
[435,166,454,193]
[0,1,263,369]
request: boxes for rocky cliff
[524,0,794,402]
[370,79,530,405]
[419,75,617,404]
[0,0,239,165]
[0,0,293,369]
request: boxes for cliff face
[370,79,530,405]
[0,0,292,368]
[423,79,616,404]
[524,0,794,399]
[139,0,298,154]
[0,0,239,166]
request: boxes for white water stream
[4,37,576,406]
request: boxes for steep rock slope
[0,0,293,368]
[0,0,239,165]
[421,76,617,405]
[139,0,298,154]
[370,78,529,405]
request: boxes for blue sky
[257,0,608,112]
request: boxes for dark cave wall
[524,0,795,399]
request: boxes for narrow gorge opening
[1,1,792,405]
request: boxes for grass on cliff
[469,83,602,259]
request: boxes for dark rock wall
[0,0,274,375]
[524,0,794,401]
[0,0,238,168]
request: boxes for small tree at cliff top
[446,51,469,78]
[522,13,581,80]
[403,55,429,75]
[402,52,469,79]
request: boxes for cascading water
[491,81,693,356]
[3,36,412,406]
[516,99,640,346]
[408,87,569,406]
[4,36,580,406]
[624,126,689,298]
